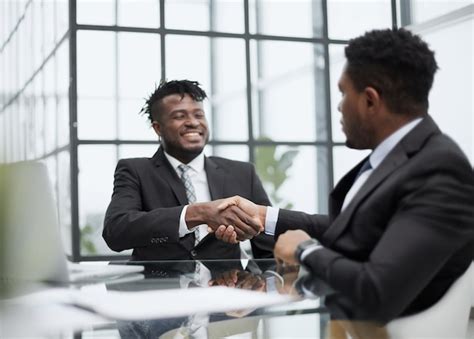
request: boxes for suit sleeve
[103,159,182,252]
[246,164,277,259]
[302,154,474,322]
[275,209,330,241]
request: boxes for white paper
[3,285,295,327]
[72,286,294,320]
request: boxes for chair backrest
[387,263,473,339]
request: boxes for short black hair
[140,79,207,124]
[344,28,438,115]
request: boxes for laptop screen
[1,161,69,284]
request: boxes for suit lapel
[151,148,188,205]
[323,115,441,246]
[205,157,226,200]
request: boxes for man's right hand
[213,196,268,243]
[185,198,264,241]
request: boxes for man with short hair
[103,80,274,260]
[216,28,474,322]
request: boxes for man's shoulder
[422,132,471,166]
[117,157,155,169]
[207,156,254,170]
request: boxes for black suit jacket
[103,148,274,260]
[275,116,474,322]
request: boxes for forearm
[103,206,182,251]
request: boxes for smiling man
[103,80,274,260]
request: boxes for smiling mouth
[181,132,204,141]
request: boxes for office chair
[387,263,473,339]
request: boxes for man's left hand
[274,230,311,265]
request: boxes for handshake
[185,196,266,244]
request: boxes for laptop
[0,161,143,284]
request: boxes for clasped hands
[187,195,265,243]
[187,195,314,265]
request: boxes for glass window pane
[78,145,125,256]
[78,98,116,140]
[333,146,370,184]
[118,32,160,99]
[57,0,69,39]
[329,44,346,143]
[117,32,160,140]
[119,98,158,140]
[403,0,472,25]
[118,144,159,159]
[77,31,115,98]
[249,0,323,38]
[211,38,248,141]
[118,0,160,28]
[77,0,115,26]
[255,146,325,213]
[213,0,244,33]
[43,0,56,56]
[44,58,57,154]
[327,0,392,40]
[77,31,116,140]
[166,35,211,88]
[422,20,474,163]
[165,0,209,31]
[251,40,322,142]
[58,150,71,255]
[33,73,45,157]
[56,39,70,148]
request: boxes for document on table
[4,285,295,321]
[70,286,295,320]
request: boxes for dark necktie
[341,158,373,211]
[355,158,372,179]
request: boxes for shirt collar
[369,117,423,169]
[164,151,205,174]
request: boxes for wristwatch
[295,238,320,264]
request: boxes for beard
[344,118,375,150]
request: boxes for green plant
[255,137,299,209]
[80,223,97,255]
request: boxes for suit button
[190,250,197,257]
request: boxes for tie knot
[178,164,192,176]
[356,159,372,179]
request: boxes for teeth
[184,132,199,136]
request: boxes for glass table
[1,259,390,338]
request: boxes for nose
[185,116,199,127]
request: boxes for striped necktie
[178,164,199,244]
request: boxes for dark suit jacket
[275,116,474,323]
[103,147,274,260]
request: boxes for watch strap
[295,238,319,263]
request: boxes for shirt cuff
[264,207,280,236]
[178,205,197,238]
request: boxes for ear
[152,121,161,137]
[363,86,382,113]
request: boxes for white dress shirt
[164,152,211,242]
[264,117,423,260]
